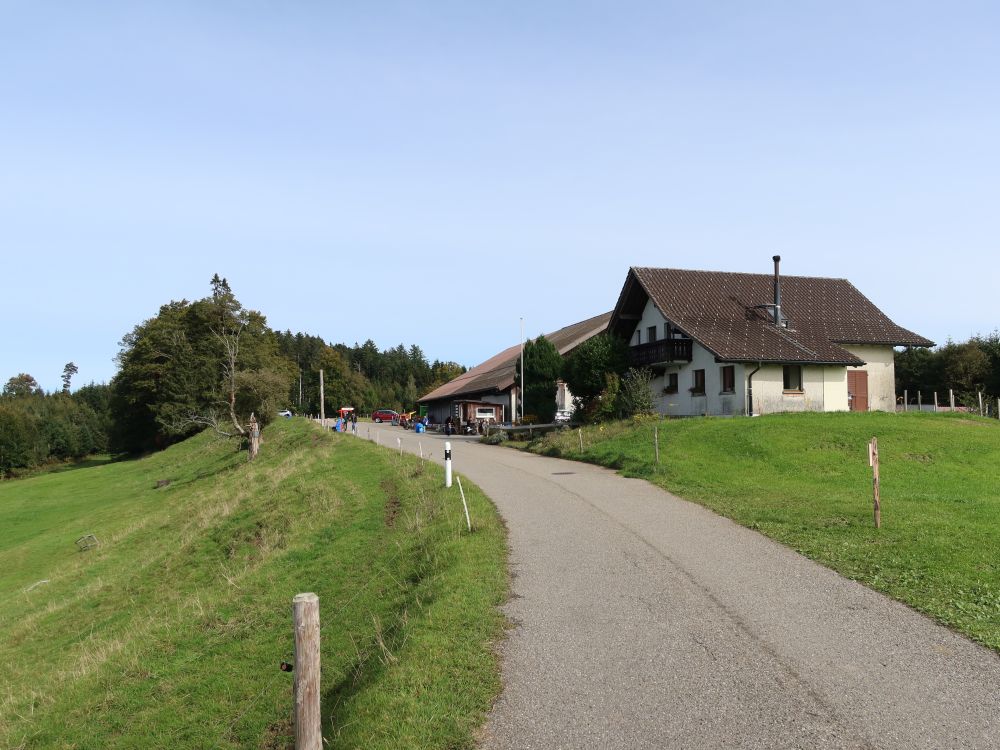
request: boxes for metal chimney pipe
[772,255,782,326]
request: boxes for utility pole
[319,369,325,427]
[519,317,525,423]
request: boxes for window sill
[782,389,804,395]
[689,391,706,396]
[719,389,735,395]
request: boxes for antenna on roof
[772,255,782,327]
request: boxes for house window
[691,369,705,395]
[475,406,496,420]
[663,373,678,394]
[647,325,657,343]
[783,365,803,392]
[634,329,641,346]
[721,365,735,393]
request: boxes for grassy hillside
[0,419,507,749]
[529,412,1000,650]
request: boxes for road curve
[358,425,1000,749]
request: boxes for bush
[481,430,508,445]
[617,367,656,418]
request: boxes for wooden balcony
[628,339,693,367]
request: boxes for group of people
[336,411,358,433]
[442,416,494,435]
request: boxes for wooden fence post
[978,391,984,417]
[917,391,922,410]
[934,391,938,412]
[949,389,955,410]
[869,437,881,529]
[292,593,321,750]
[903,390,908,411]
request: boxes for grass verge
[0,418,507,749]
[527,411,1000,650]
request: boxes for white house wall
[822,367,849,411]
[646,342,747,417]
[748,365,854,414]
[842,345,896,411]
[635,298,665,345]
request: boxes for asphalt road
[358,425,1000,749]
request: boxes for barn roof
[419,311,612,403]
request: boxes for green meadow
[0,419,507,749]
[529,411,1000,650]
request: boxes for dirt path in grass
[358,425,1000,749]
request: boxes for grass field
[0,419,507,749]
[528,412,1000,650]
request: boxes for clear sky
[3,2,998,392]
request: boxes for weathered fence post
[654,426,660,465]
[934,392,938,412]
[917,391,922,410]
[903,390,908,411]
[319,370,325,429]
[949,389,955,410]
[978,391,984,417]
[292,593,321,750]
[247,413,260,461]
[869,437,881,529]
[578,428,583,452]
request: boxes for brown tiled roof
[611,267,932,365]
[419,311,613,403]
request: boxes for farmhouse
[608,257,933,416]
[419,311,612,425]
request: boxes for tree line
[0,369,110,477]
[273,333,465,417]
[895,332,1000,409]
[1,276,464,475]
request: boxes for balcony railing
[628,338,693,367]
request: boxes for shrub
[481,431,508,445]
[617,367,656,418]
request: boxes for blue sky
[3,2,998,392]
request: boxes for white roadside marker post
[457,475,472,532]
[397,437,402,456]
[444,441,453,488]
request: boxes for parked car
[554,410,572,423]
[278,409,293,418]
[371,409,399,423]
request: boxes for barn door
[847,370,869,412]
